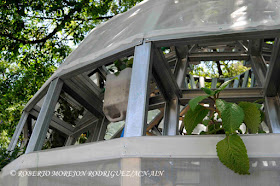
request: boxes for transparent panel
[2,158,280,186]
[57,0,280,75]
[141,158,280,186]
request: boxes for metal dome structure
[1,0,280,185]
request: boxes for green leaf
[253,103,262,110]
[239,102,261,134]
[202,119,211,126]
[201,87,215,96]
[260,111,265,122]
[258,128,266,133]
[216,134,250,175]
[215,99,227,114]
[189,95,209,111]
[184,105,209,134]
[215,78,237,94]
[216,99,244,133]
[199,131,207,135]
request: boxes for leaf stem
[207,127,224,134]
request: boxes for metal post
[264,38,280,96]
[249,39,267,87]
[263,38,280,133]
[7,111,29,152]
[124,42,152,137]
[264,97,280,133]
[162,48,188,135]
[91,117,109,142]
[25,78,63,153]
[163,98,180,135]
[242,70,249,88]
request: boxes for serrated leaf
[189,95,209,111]
[184,105,209,134]
[216,134,250,175]
[215,78,237,94]
[215,99,227,113]
[239,102,261,134]
[254,103,262,110]
[216,99,244,133]
[201,87,215,96]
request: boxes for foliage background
[0,0,143,167]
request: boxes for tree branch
[1,8,113,44]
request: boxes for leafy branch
[184,78,265,175]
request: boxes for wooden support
[179,105,190,134]
[146,108,164,131]
[26,78,63,153]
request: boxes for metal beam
[263,38,280,133]
[189,52,249,61]
[29,108,74,136]
[91,117,110,142]
[32,105,74,132]
[76,74,102,97]
[265,96,280,133]
[163,46,188,135]
[163,98,180,135]
[174,57,189,88]
[181,88,264,104]
[152,47,181,100]
[63,79,104,118]
[124,42,152,137]
[110,125,124,139]
[250,56,267,87]
[26,78,63,153]
[146,108,164,131]
[152,29,280,47]
[60,47,134,80]
[241,70,249,88]
[264,38,280,96]
[149,88,264,109]
[71,119,98,138]
[7,111,29,152]
[248,39,267,87]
